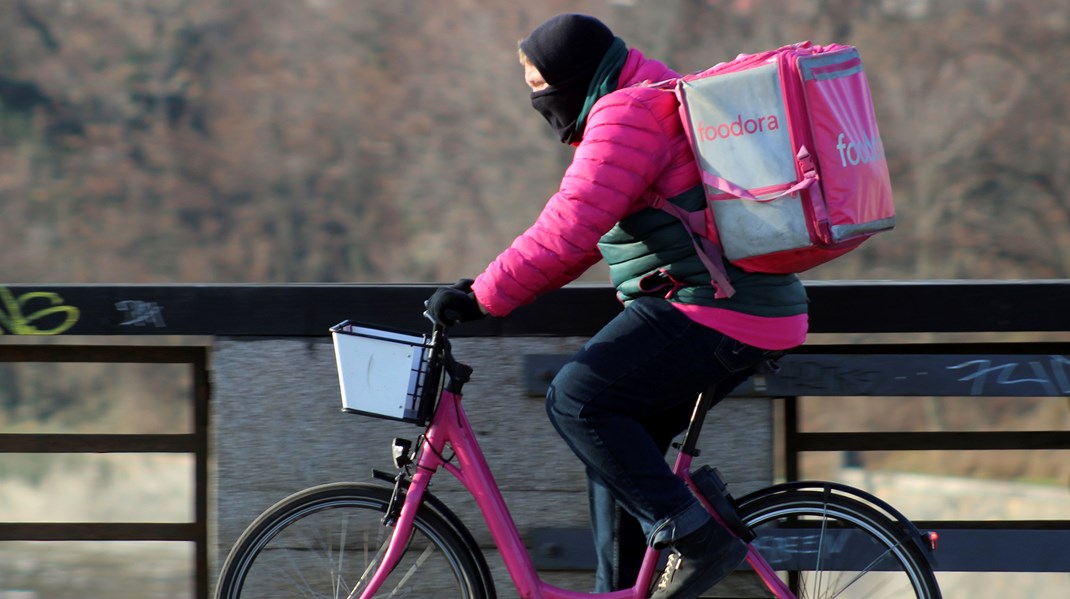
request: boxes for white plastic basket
[330,321,441,424]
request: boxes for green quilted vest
[598,185,808,317]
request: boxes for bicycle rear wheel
[215,482,493,599]
[736,486,941,599]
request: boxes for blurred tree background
[0,4,1066,593]
[1,0,1067,286]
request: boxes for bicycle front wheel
[215,482,493,599]
[737,487,941,599]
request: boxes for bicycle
[215,320,942,598]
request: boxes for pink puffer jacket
[472,49,700,316]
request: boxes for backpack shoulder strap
[645,190,736,299]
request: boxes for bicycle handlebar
[426,319,472,393]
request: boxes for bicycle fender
[735,480,939,566]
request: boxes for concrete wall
[211,336,774,593]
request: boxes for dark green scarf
[574,37,629,139]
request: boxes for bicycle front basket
[329,321,442,424]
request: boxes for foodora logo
[697,113,781,142]
[835,131,884,167]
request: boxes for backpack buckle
[644,190,666,209]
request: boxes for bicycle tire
[736,487,942,599]
[215,482,494,599]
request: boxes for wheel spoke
[215,484,488,599]
[826,544,900,599]
[388,545,438,597]
[738,490,940,599]
[814,500,828,594]
[349,533,390,598]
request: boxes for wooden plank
[529,525,1070,572]
[0,344,204,363]
[757,347,1070,397]
[527,345,1070,398]
[923,527,1070,572]
[793,431,1070,451]
[0,433,199,453]
[2,280,1069,337]
[0,522,199,541]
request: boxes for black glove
[424,278,487,326]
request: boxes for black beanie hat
[519,14,616,87]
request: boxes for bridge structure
[0,280,1067,596]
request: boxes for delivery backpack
[652,41,894,298]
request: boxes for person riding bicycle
[425,13,808,599]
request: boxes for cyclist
[426,13,808,599]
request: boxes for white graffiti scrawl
[115,300,167,328]
[947,356,1070,396]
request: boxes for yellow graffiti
[0,287,81,335]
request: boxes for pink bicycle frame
[358,387,796,599]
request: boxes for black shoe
[649,519,748,599]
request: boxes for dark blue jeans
[545,297,774,592]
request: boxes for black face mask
[530,83,588,144]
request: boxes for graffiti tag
[115,300,166,328]
[780,362,884,393]
[948,356,1070,396]
[0,287,81,335]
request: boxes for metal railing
[1,280,1068,594]
[0,344,210,598]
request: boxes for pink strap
[648,142,819,298]
[654,196,736,299]
[700,146,819,202]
